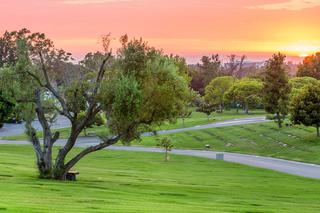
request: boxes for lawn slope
[138,122,320,164]
[0,145,319,213]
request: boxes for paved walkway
[143,116,269,136]
[0,116,70,137]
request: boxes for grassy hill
[0,145,319,212]
[138,122,320,164]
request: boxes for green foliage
[263,53,290,128]
[77,111,104,127]
[0,40,37,124]
[196,98,215,120]
[157,136,173,161]
[157,137,173,150]
[224,78,263,113]
[297,53,320,79]
[289,76,319,99]
[99,38,189,142]
[204,76,234,112]
[64,81,88,115]
[290,83,320,137]
[77,111,105,136]
[0,92,14,128]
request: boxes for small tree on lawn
[179,107,192,128]
[263,53,290,128]
[290,84,320,137]
[197,98,215,121]
[157,137,173,161]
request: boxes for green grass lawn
[0,145,319,212]
[1,109,265,141]
[137,122,320,164]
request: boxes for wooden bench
[66,171,79,181]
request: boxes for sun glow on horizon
[280,42,320,58]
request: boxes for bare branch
[51,131,60,144]
[91,52,112,99]
[38,52,73,120]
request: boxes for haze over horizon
[1,0,319,63]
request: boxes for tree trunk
[182,118,185,128]
[276,112,282,128]
[165,148,169,161]
[244,104,249,114]
[52,165,68,180]
[220,103,224,113]
[37,156,53,179]
[317,125,320,137]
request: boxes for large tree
[263,53,290,128]
[204,76,234,113]
[224,78,263,114]
[290,84,320,137]
[297,53,320,79]
[1,30,189,180]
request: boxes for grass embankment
[0,145,319,212]
[137,122,320,164]
[1,109,265,141]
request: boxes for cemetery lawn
[0,145,319,213]
[137,122,320,164]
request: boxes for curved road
[0,116,266,138]
[144,116,269,135]
[1,116,320,179]
[0,116,70,137]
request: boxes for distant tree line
[194,51,320,136]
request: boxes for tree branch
[34,89,51,138]
[25,121,43,159]
[54,53,112,167]
[51,131,60,144]
[64,135,120,171]
[25,69,45,87]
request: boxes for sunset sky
[1,0,319,63]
